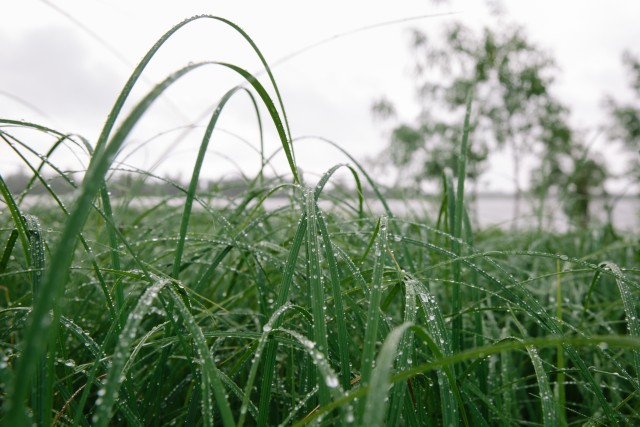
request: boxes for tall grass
[1,16,639,426]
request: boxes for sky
[1,0,639,192]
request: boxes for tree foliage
[374,19,611,228]
[373,22,562,189]
[607,51,640,184]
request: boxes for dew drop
[326,375,339,388]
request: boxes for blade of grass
[281,328,350,423]
[60,315,140,426]
[172,85,245,280]
[462,206,488,418]
[165,285,236,427]
[151,84,251,424]
[555,259,567,426]
[90,16,294,172]
[304,188,331,407]
[414,278,464,427]
[357,216,388,422]
[363,322,413,427]
[0,176,31,265]
[24,215,52,427]
[387,276,417,426]
[294,136,394,218]
[257,212,307,426]
[451,87,474,354]
[314,198,351,389]
[237,303,293,427]
[0,230,18,275]
[601,261,640,383]
[92,279,167,427]
[510,313,558,427]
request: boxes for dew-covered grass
[1,15,640,426]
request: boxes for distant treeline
[3,171,630,201]
[2,171,256,198]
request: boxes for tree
[530,122,608,229]
[606,51,640,187]
[371,98,488,190]
[373,21,570,221]
[373,19,611,228]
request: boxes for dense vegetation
[1,14,639,427]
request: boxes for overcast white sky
[1,0,639,191]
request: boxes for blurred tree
[373,20,610,228]
[530,119,608,229]
[373,22,566,220]
[563,156,608,228]
[606,51,640,186]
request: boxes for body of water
[13,194,639,232]
[369,195,639,232]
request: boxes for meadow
[1,16,640,426]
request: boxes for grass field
[1,16,640,426]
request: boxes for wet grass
[1,15,640,426]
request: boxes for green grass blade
[0,230,18,274]
[23,215,52,427]
[314,197,351,389]
[62,310,141,426]
[363,322,413,427]
[218,62,298,183]
[313,163,364,217]
[511,310,558,426]
[281,328,349,421]
[451,87,474,354]
[387,277,417,426]
[528,345,557,426]
[414,278,463,427]
[304,188,331,406]
[601,261,640,383]
[165,285,236,427]
[237,303,293,427]
[152,85,250,421]
[0,175,31,265]
[443,168,456,237]
[92,279,167,427]
[258,213,307,426]
[295,136,395,219]
[554,259,567,426]
[172,86,244,280]
[98,185,121,272]
[358,216,388,422]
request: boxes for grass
[1,15,640,426]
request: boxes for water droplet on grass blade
[326,375,339,388]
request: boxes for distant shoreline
[13,193,639,232]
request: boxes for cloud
[0,26,123,132]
